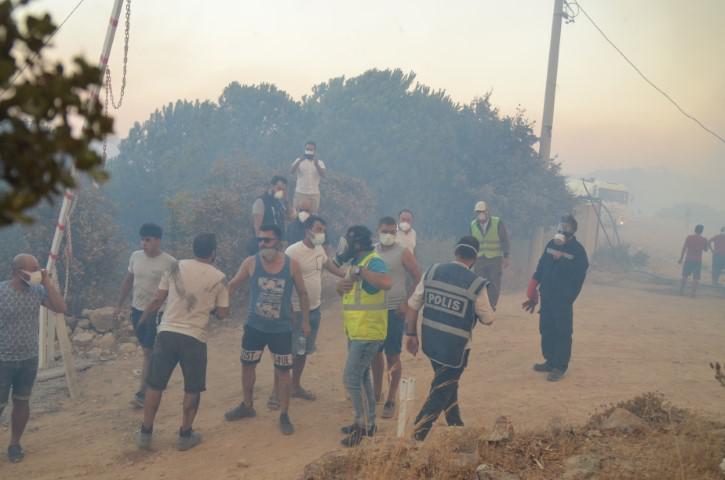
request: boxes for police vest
[470,217,502,259]
[421,262,488,368]
[342,251,387,341]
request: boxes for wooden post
[397,377,416,438]
[50,311,80,399]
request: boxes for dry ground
[1,271,724,479]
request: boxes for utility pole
[539,0,566,162]
[38,0,127,384]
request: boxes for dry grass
[300,392,725,480]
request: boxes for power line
[0,0,88,99]
[574,1,725,145]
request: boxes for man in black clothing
[523,214,588,382]
[248,176,291,255]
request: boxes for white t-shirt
[128,250,176,310]
[396,228,417,254]
[285,241,327,311]
[157,259,229,343]
[294,158,326,195]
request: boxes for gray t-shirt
[376,243,407,309]
[0,281,47,361]
[128,250,176,310]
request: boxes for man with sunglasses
[225,224,311,435]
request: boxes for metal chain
[102,0,131,162]
[105,0,131,110]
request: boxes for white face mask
[298,211,310,223]
[553,233,566,245]
[304,149,315,156]
[21,270,42,286]
[398,222,411,233]
[379,233,396,247]
[273,190,285,200]
[477,212,488,222]
[260,248,277,261]
[311,232,326,246]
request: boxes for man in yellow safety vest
[334,225,392,447]
[469,201,510,309]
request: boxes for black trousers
[413,351,468,441]
[539,297,574,372]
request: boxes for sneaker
[176,431,202,451]
[291,387,316,401]
[340,425,368,447]
[266,394,280,411]
[547,369,566,382]
[136,430,152,450]
[7,445,24,463]
[340,423,377,436]
[131,391,145,408]
[533,362,554,373]
[279,413,295,435]
[381,401,396,419]
[224,403,256,421]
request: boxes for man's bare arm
[229,256,254,298]
[324,258,345,278]
[41,271,67,314]
[291,259,311,334]
[360,269,392,290]
[139,289,168,324]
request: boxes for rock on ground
[483,416,514,443]
[476,463,521,480]
[563,454,603,480]
[119,343,137,355]
[601,408,650,433]
[87,307,116,333]
[94,333,116,351]
[72,331,95,348]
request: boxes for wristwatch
[352,266,362,276]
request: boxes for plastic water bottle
[296,336,307,356]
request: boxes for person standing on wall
[290,141,326,214]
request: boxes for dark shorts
[379,310,404,356]
[682,260,702,280]
[130,308,161,350]
[292,308,321,356]
[146,331,207,393]
[0,357,39,407]
[241,325,293,370]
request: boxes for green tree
[0,0,113,226]
[109,68,572,239]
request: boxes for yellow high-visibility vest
[470,216,503,259]
[342,251,387,341]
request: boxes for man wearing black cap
[522,214,588,382]
[404,236,495,441]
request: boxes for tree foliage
[0,0,113,226]
[110,69,571,239]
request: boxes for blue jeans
[344,340,383,429]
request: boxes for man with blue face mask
[1,254,66,462]
[522,214,588,382]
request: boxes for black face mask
[304,153,314,160]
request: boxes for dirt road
[1,273,724,479]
